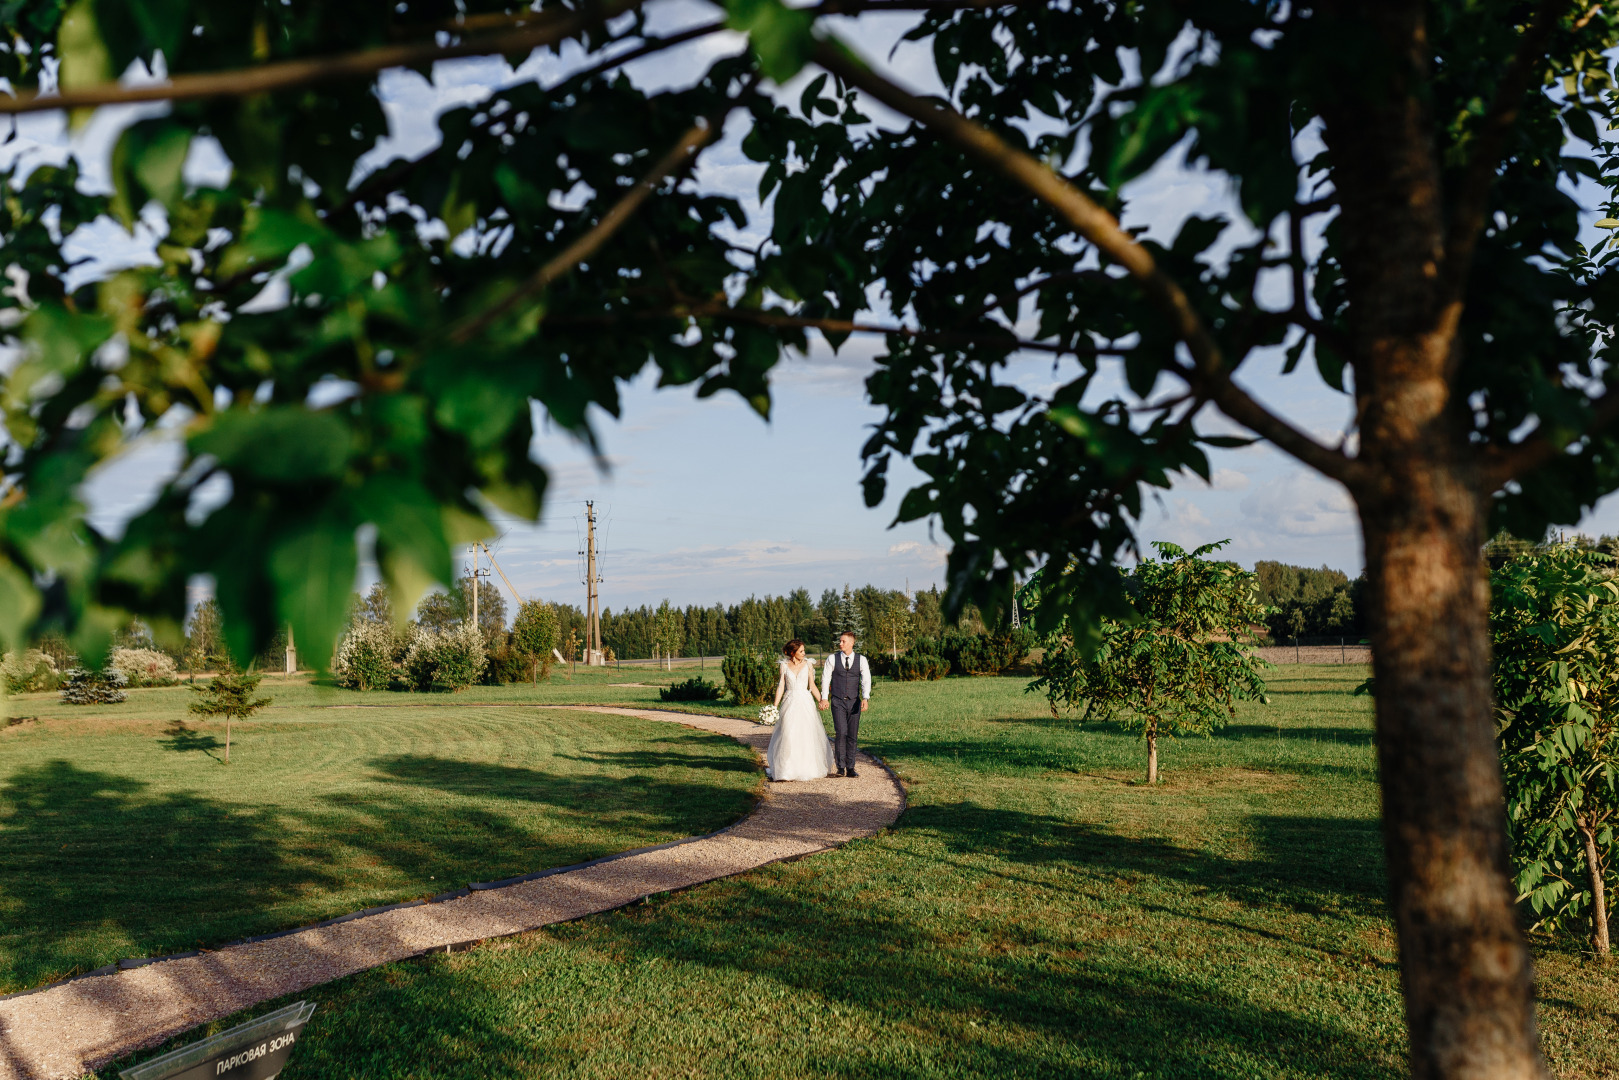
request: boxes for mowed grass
[0,678,759,995]
[102,664,1619,1079]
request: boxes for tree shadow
[0,760,339,994]
[1220,724,1376,746]
[157,720,224,759]
[256,838,1402,1080]
[551,748,759,773]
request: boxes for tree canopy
[1028,539,1269,784]
[2,0,1618,1073]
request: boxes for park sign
[120,1002,315,1080]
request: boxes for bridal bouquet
[757,704,779,726]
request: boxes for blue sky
[31,5,1619,614]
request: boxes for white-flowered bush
[334,619,400,691]
[109,648,178,687]
[403,623,487,692]
[1,649,57,694]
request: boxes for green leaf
[725,0,816,83]
[0,555,41,650]
[190,408,354,483]
[110,118,192,226]
[269,511,358,673]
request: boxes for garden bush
[334,620,400,690]
[892,652,951,681]
[660,676,724,702]
[1,649,58,693]
[722,648,777,705]
[938,629,1035,676]
[482,639,535,685]
[403,624,487,692]
[59,668,128,704]
[109,647,179,687]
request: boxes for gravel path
[0,707,905,1080]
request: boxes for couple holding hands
[766,631,871,782]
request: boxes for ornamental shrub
[60,668,128,704]
[403,623,487,692]
[2,649,58,693]
[334,619,399,690]
[109,647,179,687]
[722,647,776,705]
[660,676,724,702]
[938,629,1034,676]
[892,653,950,681]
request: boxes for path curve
[0,707,905,1080]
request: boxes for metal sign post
[121,1001,316,1080]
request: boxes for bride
[766,639,837,782]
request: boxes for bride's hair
[781,638,806,660]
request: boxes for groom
[818,631,871,778]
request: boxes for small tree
[188,667,272,764]
[872,594,913,659]
[511,599,559,684]
[185,598,223,679]
[1492,546,1619,958]
[1031,541,1269,785]
[651,600,684,670]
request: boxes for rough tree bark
[1322,2,1547,1076]
[1577,817,1610,958]
[1146,716,1158,786]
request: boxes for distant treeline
[549,585,988,661]
[1253,561,1364,642]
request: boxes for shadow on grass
[0,749,756,996]
[1220,724,1375,746]
[158,720,224,759]
[0,760,336,993]
[267,812,1400,1080]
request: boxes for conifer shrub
[60,668,128,704]
[189,667,273,763]
[722,647,776,705]
[660,676,724,702]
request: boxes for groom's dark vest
[829,653,863,701]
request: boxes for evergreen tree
[836,584,864,642]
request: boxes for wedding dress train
[766,659,837,781]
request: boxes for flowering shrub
[60,668,128,704]
[334,620,399,690]
[1,649,57,693]
[109,648,179,687]
[403,623,487,692]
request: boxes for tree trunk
[1145,717,1158,786]
[225,716,231,764]
[1359,477,1544,1079]
[1577,817,1610,959]
[1315,2,1548,1072]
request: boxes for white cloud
[1239,470,1356,539]
[1209,468,1250,492]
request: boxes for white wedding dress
[766,659,837,781]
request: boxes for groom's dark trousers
[828,653,863,771]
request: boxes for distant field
[0,680,758,995]
[100,664,1619,1080]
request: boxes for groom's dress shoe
[845,767,859,778]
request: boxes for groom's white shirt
[820,651,871,700]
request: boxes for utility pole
[284,624,295,674]
[583,502,603,665]
[470,543,479,629]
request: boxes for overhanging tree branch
[1482,390,1619,488]
[1439,0,1566,313]
[553,304,1128,358]
[810,37,1366,488]
[0,1,637,115]
[448,78,760,345]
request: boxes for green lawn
[90,664,1619,1079]
[0,678,759,994]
